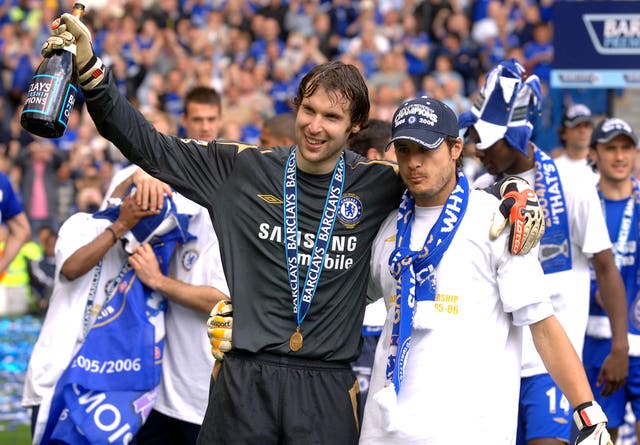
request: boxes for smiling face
[294,86,360,174]
[591,134,637,185]
[292,61,370,174]
[395,138,462,207]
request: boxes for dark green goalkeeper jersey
[85,71,404,362]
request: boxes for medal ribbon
[81,259,130,339]
[595,178,640,335]
[284,147,345,328]
[599,190,635,270]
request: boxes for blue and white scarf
[534,147,572,274]
[385,171,469,394]
[41,199,193,444]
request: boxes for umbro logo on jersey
[180,138,207,146]
[258,194,283,204]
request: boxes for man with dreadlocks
[461,59,628,445]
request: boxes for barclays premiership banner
[552,1,640,89]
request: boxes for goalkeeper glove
[573,401,613,445]
[42,13,105,89]
[488,176,545,255]
[207,300,232,361]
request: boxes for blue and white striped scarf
[534,146,572,274]
[385,171,469,394]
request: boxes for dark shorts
[197,351,360,445]
[351,333,381,423]
[131,410,200,445]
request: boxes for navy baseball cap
[385,97,459,151]
[562,104,592,128]
[590,117,638,148]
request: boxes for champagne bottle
[20,3,85,139]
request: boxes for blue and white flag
[41,197,193,444]
[458,59,542,156]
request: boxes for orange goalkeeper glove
[489,176,545,255]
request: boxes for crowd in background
[0,0,623,314]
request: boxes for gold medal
[289,326,303,352]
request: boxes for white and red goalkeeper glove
[573,401,613,445]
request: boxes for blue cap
[591,117,638,148]
[386,97,459,151]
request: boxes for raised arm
[42,13,223,208]
[61,194,158,280]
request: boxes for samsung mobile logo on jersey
[583,14,640,55]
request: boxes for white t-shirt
[553,154,599,186]
[360,189,554,444]
[23,213,131,444]
[153,194,230,424]
[474,167,611,377]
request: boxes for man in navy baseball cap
[360,94,609,445]
[386,97,459,151]
[590,117,639,148]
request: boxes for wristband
[574,401,607,429]
[105,226,118,244]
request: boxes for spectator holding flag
[22,190,194,444]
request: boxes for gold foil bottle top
[71,3,85,19]
[51,2,85,30]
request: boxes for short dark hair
[445,136,464,170]
[293,61,370,133]
[184,86,222,114]
[347,119,391,156]
[263,112,296,142]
